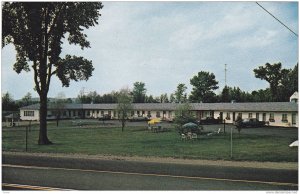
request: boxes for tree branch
[33,61,41,95]
[48,3,66,35]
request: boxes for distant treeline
[2,62,298,111]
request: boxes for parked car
[234,118,268,128]
[198,117,223,125]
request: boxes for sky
[1,1,299,100]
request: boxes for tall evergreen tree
[174,83,187,103]
[132,82,147,103]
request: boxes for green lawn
[2,120,298,162]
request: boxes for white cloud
[229,30,278,49]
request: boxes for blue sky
[1,1,299,99]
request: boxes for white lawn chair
[181,134,187,141]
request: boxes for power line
[256,2,298,37]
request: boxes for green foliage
[173,103,197,134]
[132,82,147,103]
[2,92,18,111]
[189,71,219,103]
[77,90,120,104]
[145,95,159,103]
[18,92,34,107]
[174,83,187,103]
[117,89,133,131]
[56,55,94,87]
[220,86,230,102]
[254,63,283,98]
[160,93,169,103]
[253,62,298,101]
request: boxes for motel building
[20,96,298,128]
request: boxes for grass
[2,120,298,162]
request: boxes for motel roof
[20,102,298,112]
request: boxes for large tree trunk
[38,92,52,145]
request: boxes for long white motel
[20,100,298,127]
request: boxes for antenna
[224,64,227,87]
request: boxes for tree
[2,92,18,111]
[173,103,197,135]
[189,71,219,103]
[251,89,272,102]
[169,93,175,103]
[220,86,230,102]
[52,92,66,127]
[117,88,133,132]
[160,93,169,103]
[230,87,242,102]
[174,83,187,103]
[19,92,33,107]
[88,91,99,104]
[277,63,298,101]
[132,82,147,103]
[253,63,284,101]
[145,95,159,103]
[3,2,103,144]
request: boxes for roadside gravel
[3,151,298,170]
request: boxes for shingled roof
[20,102,298,112]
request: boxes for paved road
[2,153,298,190]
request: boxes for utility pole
[224,64,227,87]
[230,128,233,158]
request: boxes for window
[248,113,252,118]
[24,111,34,117]
[269,113,275,122]
[282,114,288,122]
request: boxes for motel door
[219,112,223,120]
[262,113,266,121]
[233,112,236,121]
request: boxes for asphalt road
[2,153,298,190]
